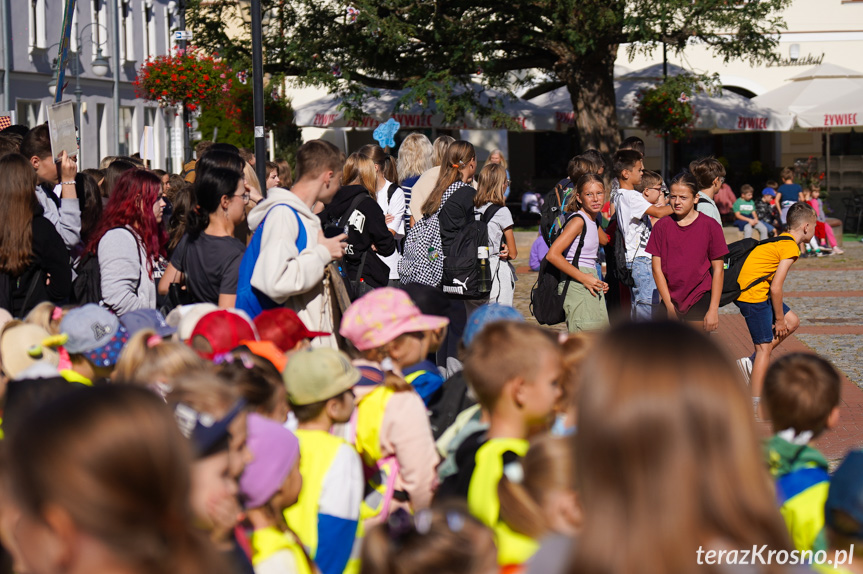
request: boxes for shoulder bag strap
[559,213,589,300]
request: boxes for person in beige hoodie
[246,140,347,348]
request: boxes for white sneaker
[737,357,753,386]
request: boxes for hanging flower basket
[634,75,702,142]
[134,47,233,113]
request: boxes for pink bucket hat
[238,413,300,509]
[340,288,449,351]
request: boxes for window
[29,0,47,50]
[118,106,136,156]
[91,0,109,59]
[17,101,41,128]
[120,0,134,62]
[143,107,162,168]
[97,103,107,162]
[142,1,156,61]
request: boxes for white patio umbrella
[531,63,794,132]
[752,63,863,191]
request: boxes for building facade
[1,0,184,170]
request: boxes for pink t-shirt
[645,213,728,313]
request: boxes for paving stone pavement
[510,231,863,462]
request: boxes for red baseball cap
[189,310,258,360]
[253,309,329,353]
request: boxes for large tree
[188,0,790,153]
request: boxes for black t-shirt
[171,233,245,304]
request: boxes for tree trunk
[563,46,621,155]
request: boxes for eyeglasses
[235,192,250,204]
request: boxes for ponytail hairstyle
[473,163,507,208]
[359,505,497,574]
[343,152,378,197]
[23,301,63,335]
[565,173,606,213]
[669,171,699,197]
[498,436,579,540]
[7,385,231,574]
[187,167,244,238]
[113,329,206,387]
[422,141,475,216]
[358,144,399,186]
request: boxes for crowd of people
[0,122,860,574]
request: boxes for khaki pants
[558,266,609,333]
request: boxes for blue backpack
[236,204,307,319]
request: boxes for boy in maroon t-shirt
[646,172,728,332]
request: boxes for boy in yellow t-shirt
[734,202,816,410]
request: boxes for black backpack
[72,228,141,305]
[539,178,573,247]
[440,205,502,299]
[530,213,588,325]
[72,252,103,305]
[720,235,795,306]
[610,218,636,288]
[427,370,476,440]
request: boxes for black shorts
[678,290,712,321]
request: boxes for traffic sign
[173,30,193,41]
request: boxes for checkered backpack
[398,182,462,287]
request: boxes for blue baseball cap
[120,308,176,338]
[762,187,777,196]
[825,450,863,538]
[462,304,524,347]
[173,399,247,458]
[59,304,130,368]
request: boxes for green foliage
[187,0,791,151]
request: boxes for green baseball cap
[282,348,361,406]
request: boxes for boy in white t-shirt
[612,150,672,321]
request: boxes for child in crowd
[188,309,258,360]
[168,370,252,571]
[58,303,131,385]
[756,184,783,235]
[647,172,727,332]
[239,414,317,574]
[777,167,802,224]
[808,184,844,255]
[339,288,445,524]
[734,202,817,407]
[217,352,290,423]
[283,348,364,574]
[612,149,672,321]
[763,353,841,553]
[473,163,518,306]
[113,329,205,395]
[530,322,793,574]
[821,450,863,574]
[640,170,666,227]
[438,321,563,569]
[798,187,826,257]
[5,385,229,574]
[359,505,497,574]
[546,174,610,333]
[689,157,725,226]
[733,184,770,239]
[498,436,581,541]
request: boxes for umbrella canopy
[292,85,554,130]
[752,63,863,127]
[531,63,793,132]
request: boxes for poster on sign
[46,101,78,160]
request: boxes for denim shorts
[735,299,791,345]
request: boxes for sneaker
[737,357,753,386]
[834,247,845,255]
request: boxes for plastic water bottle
[427,246,440,263]
[478,246,491,294]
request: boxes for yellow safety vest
[249,526,313,574]
[284,429,361,574]
[468,437,539,567]
[354,386,401,521]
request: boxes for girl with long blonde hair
[473,163,517,305]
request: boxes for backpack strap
[558,213,589,300]
[479,204,503,224]
[387,182,400,202]
[739,235,797,294]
